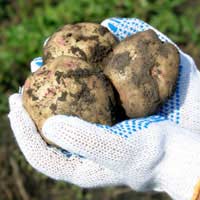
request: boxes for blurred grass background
[0,0,199,199]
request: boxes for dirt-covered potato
[43,23,118,68]
[104,29,179,118]
[23,56,116,138]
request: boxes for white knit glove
[8,18,200,200]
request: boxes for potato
[23,56,116,142]
[104,30,179,118]
[43,23,118,68]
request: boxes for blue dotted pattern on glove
[32,57,43,67]
[158,65,182,124]
[105,18,170,42]
[98,115,166,138]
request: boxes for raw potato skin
[23,56,116,139]
[104,29,180,118]
[43,23,118,68]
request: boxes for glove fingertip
[30,57,43,73]
[9,93,23,110]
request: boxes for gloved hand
[8,18,200,200]
[8,94,124,187]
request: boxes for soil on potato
[43,23,118,68]
[104,30,179,118]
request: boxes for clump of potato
[23,23,180,145]
[104,29,179,118]
[43,23,118,68]
[23,56,117,137]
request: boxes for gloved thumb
[42,115,166,174]
[42,115,140,172]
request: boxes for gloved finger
[30,57,43,73]
[8,93,123,187]
[42,115,166,173]
[101,17,175,45]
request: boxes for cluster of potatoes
[23,23,179,136]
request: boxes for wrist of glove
[153,124,200,200]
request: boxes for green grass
[1,0,200,114]
[1,1,200,199]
